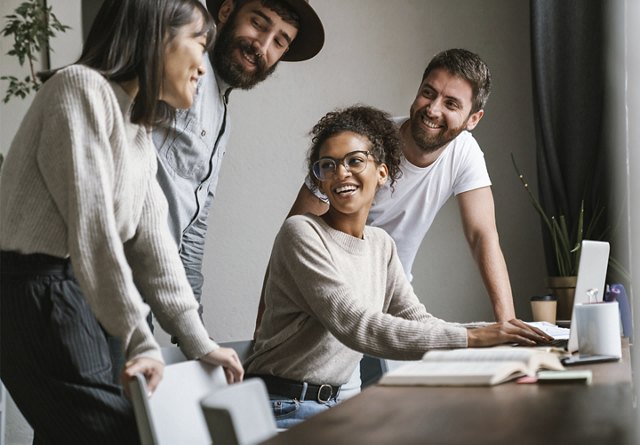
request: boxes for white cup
[574,301,622,358]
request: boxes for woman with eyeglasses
[245,105,552,428]
[0,0,243,442]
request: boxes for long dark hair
[77,0,215,127]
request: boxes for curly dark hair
[307,105,403,192]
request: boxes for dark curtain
[530,0,608,276]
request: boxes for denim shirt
[152,54,231,303]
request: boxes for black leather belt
[249,374,341,403]
[0,251,73,277]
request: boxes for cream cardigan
[0,65,217,362]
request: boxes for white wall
[629,1,640,432]
[612,0,640,432]
[607,0,640,434]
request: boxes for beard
[212,15,279,90]
[410,107,468,153]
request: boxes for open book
[379,348,564,386]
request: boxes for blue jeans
[270,395,339,429]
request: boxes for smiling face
[409,67,484,153]
[213,0,299,89]
[318,131,388,227]
[161,15,208,109]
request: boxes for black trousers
[0,252,139,444]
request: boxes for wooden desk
[264,340,637,445]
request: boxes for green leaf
[1,0,69,102]
[511,153,611,277]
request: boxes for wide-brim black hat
[206,0,324,62]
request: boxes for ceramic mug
[574,301,622,358]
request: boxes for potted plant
[1,0,70,103]
[510,154,626,319]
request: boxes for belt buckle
[316,384,333,403]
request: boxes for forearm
[287,183,329,218]
[458,188,516,322]
[127,181,216,359]
[469,235,516,321]
[315,288,468,360]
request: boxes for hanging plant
[0,0,70,103]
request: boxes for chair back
[218,340,255,362]
[201,378,277,445]
[129,347,227,445]
[160,346,189,365]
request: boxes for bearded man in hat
[151,0,324,320]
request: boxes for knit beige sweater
[246,215,468,385]
[0,65,217,363]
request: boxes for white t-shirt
[368,119,491,281]
[306,117,491,282]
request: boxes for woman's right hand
[467,319,553,347]
[200,347,245,384]
[121,357,165,398]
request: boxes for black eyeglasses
[312,150,375,181]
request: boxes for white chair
[218,340,254,362]
[200,378,277,445]
[159,346,190,365]
[128,347,228,445]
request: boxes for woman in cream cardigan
[0,0,242,442]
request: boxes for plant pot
[547,276,577,321]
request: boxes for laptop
[527,240,610,352]
[565,240,610,353]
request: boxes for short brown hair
[422,48,491,114]
[232,0,301,28]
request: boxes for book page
[423,348,538,364]
[381,348,563,387]
[526,321,570,340]
[379,360,528,386]
[423,348,564,374]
